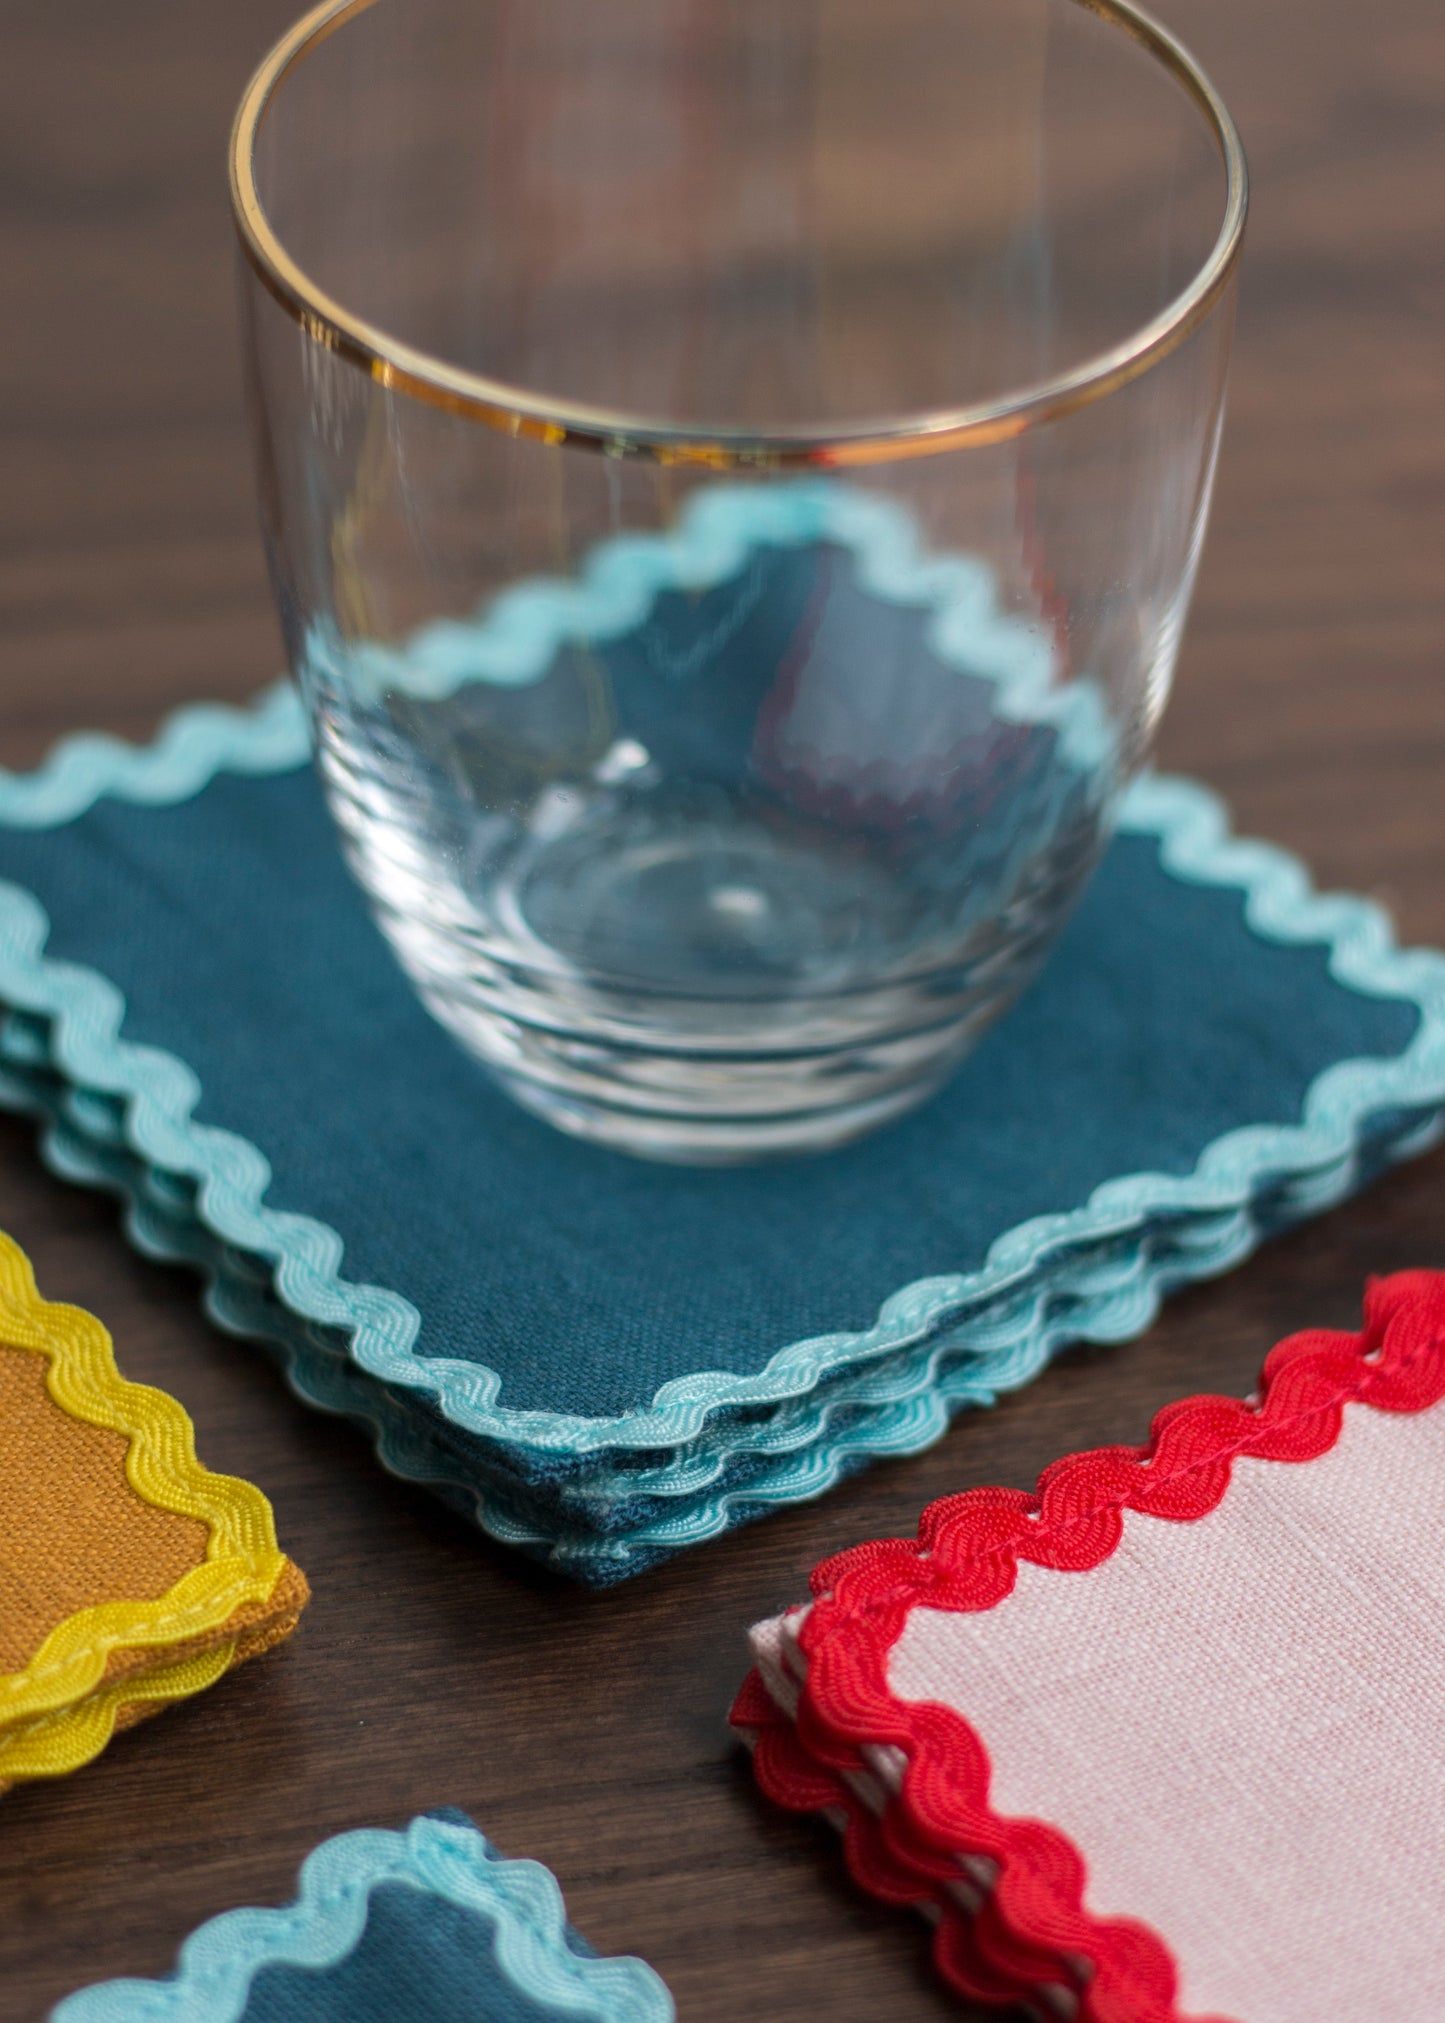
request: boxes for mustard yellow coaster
[0,1229,307,1793]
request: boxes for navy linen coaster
[51,1809,673,2023]
[0,687,1442,1580]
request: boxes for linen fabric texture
[736,1272,1445,2023]
[0,770,1415,1421]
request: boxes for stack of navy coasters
[2,483,1443,1583]
[0,677,1441,1580]
[51,1809,673,2022]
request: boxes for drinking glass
[231,0,1246,1162]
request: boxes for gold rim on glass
[230,0,1248,470]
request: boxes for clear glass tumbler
[231,0,1246,1162]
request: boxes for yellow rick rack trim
[0,1643,236,1784]
[0,1229,288,1727]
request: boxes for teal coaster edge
[1,1039,1438,1580]
[49,1812,673,2023]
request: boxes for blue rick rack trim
[0,679,1444,1483]
[0,1058,1291,1577]
[304,479,1106,771]
[50,1812,674,2023]
[0,983,1440,1582]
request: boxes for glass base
[314,695,1105,1165]
[408,981,988,1164]
[481,1060,955,1163]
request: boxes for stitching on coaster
[0,1642,236,1784]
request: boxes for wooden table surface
[1,2,1441,2016]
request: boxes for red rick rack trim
[737,1675,1072,2013]
[732,1269,1445,2023]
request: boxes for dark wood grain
[1,2,1442,2016]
